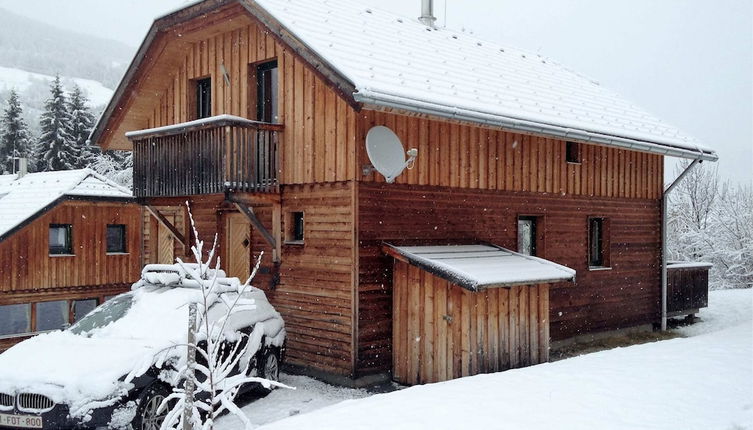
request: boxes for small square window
[49,224,73,255]
[285,211,304,243]
[107,224,127,253]
[566,141,581,163]
[72,299,98,323]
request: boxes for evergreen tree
[36,75,76,171]
[67,85,99,168]
[0,90,32,173]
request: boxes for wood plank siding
[0,201,142,292]
[357,110,664,199]
[392,261,549,385]
[145,21,358,186]
[358,182,661,374]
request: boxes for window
[36,300,68,332]
[588,217,610,267]
[517,216,538,256]
[566,141,581,163]
[72,299,98,323]
[195,77,212,119]
[256,60,278,123]
[285,211,304,243]
[106,224,127,253]
[0,304,31,337]
[49,224,73,255]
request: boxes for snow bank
[258,289,752,430]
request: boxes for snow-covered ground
[0,65,113,107]
[215,289,752,429]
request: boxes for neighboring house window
[566,141,581,163]
[36,300,68,331]
[0,304,31,336]
[195,77,212,119]
[256,60,278,123]
[588,217,610,267]
[106,224,127,253]
[72,299,98,323]
[517,216,538,256]
[49,224,73,255]
[286,211,304,243]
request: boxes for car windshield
[68,293,134,336]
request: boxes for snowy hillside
[0,66,114,108]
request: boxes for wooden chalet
[90,0,717,385]
[0,169,141,351]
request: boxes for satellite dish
[365,126,418,183]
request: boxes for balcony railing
[128,115,282,198]
[667,261,712,317]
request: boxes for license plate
[0,412,43,429]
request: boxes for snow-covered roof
[0,169,133,240]
[385,244,575,291]
[253,0,715,160]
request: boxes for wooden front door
[157,213,176,264]
[226,212,252,282]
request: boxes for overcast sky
[2,0,750,185]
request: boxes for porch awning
[383,244,576,292]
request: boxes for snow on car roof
[385,244,575,290]
[0,168,133,240]
[255,0,714,158]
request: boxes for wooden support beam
[145,205,187,248]
[271,203,282,263]
[232,202,279,262]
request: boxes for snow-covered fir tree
[67,85,99,168]
[35,75,77,171]
[0,90,32,173]
[90,150,133,189]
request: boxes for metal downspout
[661,158,702,330]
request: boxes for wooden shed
[385,244,575,385]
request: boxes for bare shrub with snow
[158,204,289,430]
[668,160,753,289]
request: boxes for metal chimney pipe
[16,158,28,178]
[419,0,436,27]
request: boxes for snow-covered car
[0,264,286,430]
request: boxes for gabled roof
[92,0,716,161]
[0,169,133,241]
[384,244,576,291]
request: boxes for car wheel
[260,348,280,391]
[132,383,171,430]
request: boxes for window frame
[193,76,212,120]
[106,224,128,254]
[517,215,541,257]
[588,216,611,269]
[0,303,32,338]
[255,60,279,123]
[566,141,582,164]
[49,223,73,256]
[284,211,305,245]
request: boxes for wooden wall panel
[0,201,142,292]
[147,22,358,186]
[357,110,664,199]
[358,182,661,374]
[392,260,549,385]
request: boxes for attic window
[566,141,581,164]
[49,224,73,255]
[194,77,211,120]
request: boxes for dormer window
[256,60,278,123]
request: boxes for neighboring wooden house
[0,169,141,351]
[90,0,717,385]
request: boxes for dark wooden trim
[145,204,187,248]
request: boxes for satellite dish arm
[385,148,418,183]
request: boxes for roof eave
[355,91,718,162]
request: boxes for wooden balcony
[128,115,282,198]
[667,261,712,317]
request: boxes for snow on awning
[384,244,576,291]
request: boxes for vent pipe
[15,158,28,179]
[419,0,436,27]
